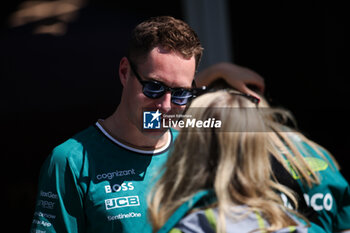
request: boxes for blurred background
[1,0,348,231]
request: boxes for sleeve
[30,145,86,233]
[318,147,350,231]
[334,179,350,231]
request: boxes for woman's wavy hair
[148,89,306,232]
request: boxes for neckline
[95,121,172,155]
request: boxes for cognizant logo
[96,169,136,180]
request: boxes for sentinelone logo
[143,109,222,130]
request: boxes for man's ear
[119,57,129,87]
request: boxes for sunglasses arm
[192,86,207,97]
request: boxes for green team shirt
[31,122,177,233]
[283,134,350,233]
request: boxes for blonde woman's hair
[148,89,303,233]
[258,96,339,188]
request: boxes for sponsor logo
[304,193,333,211]
[37,200,55,209]
[96,169,136,180]
[32,219,52,228]
[281,191,333,211]
[143,110,161,129]
[105,182,134,193]
[40,190,58,199]
[289,157,329,179]
[34,211,56,219]
[107,212,142,221]
[280,193,294,209]
[105,195,140,210]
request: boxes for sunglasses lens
[142,81,193,105]
[171,90,193,105]
[143,82,166,99]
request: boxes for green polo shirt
[31,123,177,233]
[285,133,350,232]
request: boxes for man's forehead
[139,48,195,88]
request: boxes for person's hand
[195,62,265,98]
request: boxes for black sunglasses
[128,58,204,106]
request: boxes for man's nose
[155,92,172,112]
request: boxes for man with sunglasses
[31,16,263,233]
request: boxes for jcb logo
[304,193,333,211]
[105,196,140,210]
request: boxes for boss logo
[105,196,140,210]
[105,182,134,193]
